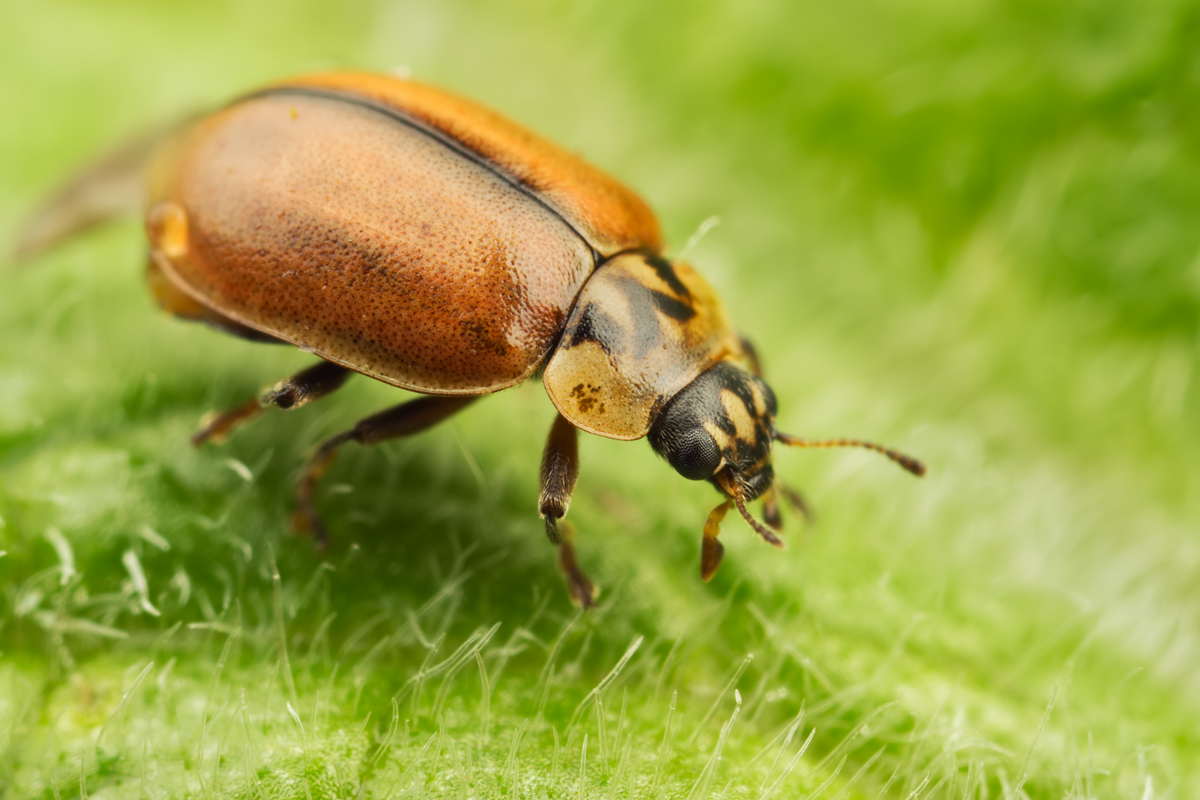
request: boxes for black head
[649,358,926,581]
[648,360,778,502]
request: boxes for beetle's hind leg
[192,360,353,446]
[539,413,597,609]
[294,396,476,548]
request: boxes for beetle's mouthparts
[718,467,784,548]
[713,432,925,549]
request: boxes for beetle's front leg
[761,484,811,531]
[701,498,733,581]
[294,395,476,547]
[538,413,597,609]
[762,486,783,531]
[192,360,353,445]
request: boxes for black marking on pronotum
[645,254,692,300]
[609,274,667,361]
[649,290,696,322]
[567,302,622,355]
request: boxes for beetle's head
[649,360,779,520]
[649,358,926,566]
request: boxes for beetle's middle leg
[539,413,597,609]
[294,395,476,547]
[192,360,353,446]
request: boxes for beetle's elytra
[21,71,925,607]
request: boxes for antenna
[774,433,926,477]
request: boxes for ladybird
[19,72,924,608]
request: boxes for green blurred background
[3,0,1200,797]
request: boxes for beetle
[18,71,924,607]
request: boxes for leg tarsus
[192,399,263,447]
[292,431,354,549]
[553,520,597,609]
[544,516,563,545]
[263,360,352,410]
[192,360,353,446]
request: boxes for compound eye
[669,427,722,481]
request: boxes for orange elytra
[19,71,925,607]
